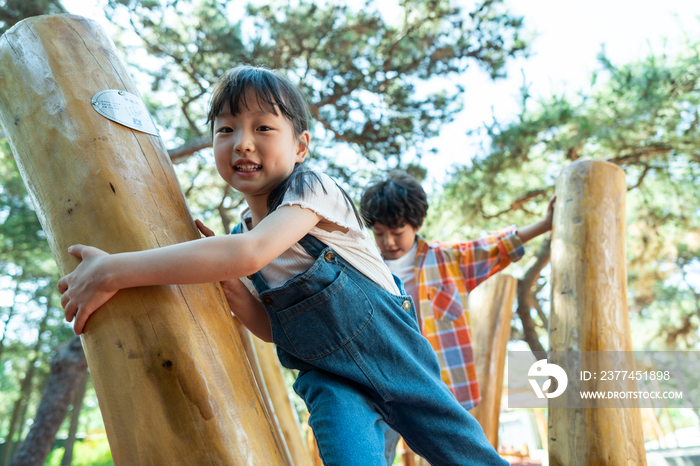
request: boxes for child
[59,65,509,466]
[360,171,554,463]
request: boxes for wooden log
[302,412,324,466]
[0,14,290,465]
[468,273,517,449]
[548,160,646,466]
[252,338,314,466]
[235,326,294,465]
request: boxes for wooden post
[548,160,646,465]
[468,273,517,449]
[235,325,294,465]
[0,14,290,465]
[252,338,314,466]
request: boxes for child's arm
[454,195,555,292]
[59,205,320,335]
[195,220,272,342]
[218,277,272,342]
[517,195,555,244]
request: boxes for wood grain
[0,14,290,465]
[468,273,517,449]
[548,160,645,466]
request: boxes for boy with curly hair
[360,171,554,463]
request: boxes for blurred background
[1,0,699,464]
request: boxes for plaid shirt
[413,225,524,409]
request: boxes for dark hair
[360,171,428,229]
[207,64,308,139]
[207,65,363,225]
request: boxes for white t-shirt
[384,241,419,306]
[238,172,400,298]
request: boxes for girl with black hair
[59,65,507,466]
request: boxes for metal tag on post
[91,90,159,135]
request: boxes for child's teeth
[236,165,261,172]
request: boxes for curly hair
[360,171,428,229]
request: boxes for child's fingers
[61,290,70,310]
[63,299,77,324]
[58,276,68,294]
[195,219,216,237]
[67,244,86,258]
[73,308,85,335]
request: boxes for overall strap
[296,233,330,258]
[230,221,333,293]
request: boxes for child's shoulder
[287,170,344,199]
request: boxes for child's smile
[233,159,263,174]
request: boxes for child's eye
[216,126,233,133]
[257,125,273,132]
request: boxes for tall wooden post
[468,273,517,449]
[252,338,314,466]
[0,14,290,465]
[548,160,646,465]
[235,326,294,465]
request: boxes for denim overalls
[234,226,507,466]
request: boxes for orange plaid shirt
[413,226,524,408]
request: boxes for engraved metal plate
[91,90,158,135]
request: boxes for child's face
[370,222,420,260]
[213,94,308,202]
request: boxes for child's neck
[245,194,269,229]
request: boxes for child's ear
[295,131,311,163]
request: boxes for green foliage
[0,141,56,278]
[0,0,66,34]
[44,434,114,466]
[429,43,700,349]
[107,0,527,159]
[102,0,528,229]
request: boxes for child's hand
[195,219,216,238]
[58,245,118,335]
[516,195,556,243]
[544,195,556,230]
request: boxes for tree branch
[627,164,652,191]
[168,136,211,164]
[515,236,551,359]
[481,189,546,219]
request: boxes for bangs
[208,67,295,132]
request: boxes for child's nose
[234,132,253,153]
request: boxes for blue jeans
[247,234,507,466]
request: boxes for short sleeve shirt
[239,172,400,297]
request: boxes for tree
[0,141,74,466]
[0,0,66,34]
[427,44,700,353]
[9,337,87,466]
[103,0,529,230]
